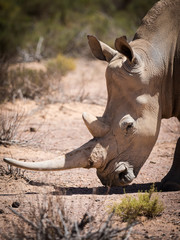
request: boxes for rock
[12,201,20,208]
[30,127,36,132]
[0,209,4,214]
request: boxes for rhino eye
[123,56,141,73]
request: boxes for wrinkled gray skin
[4,0,180,190]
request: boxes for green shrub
[0,0,29,59]
[46,54,76,75]
[0,0,157,60]
[112,185,164,223]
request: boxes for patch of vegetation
[0,0,157,103]
[2,197,139,240]
[0,54,76,103]
[7,67,49,100]
[0,65,48,102]
[0,164,26,181]
[46,54,76,76]
[111,185,164,223]
[0,0,157,60]
[0,109,24,145]
[0,105,47,148]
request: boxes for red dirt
[0,59,180,239]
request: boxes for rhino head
[4,36,163,187]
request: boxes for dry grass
[0,54,76,103]
[0,63,51,102]
[0,164,26,181]
[7,67,51,100]
[46,54,76,76]
[0,108,25,146]
[1,196,139,240]
[0,104,49,149]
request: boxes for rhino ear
[115,36,134,63]
[87,35,117,62]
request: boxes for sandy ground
[0,59,180,239]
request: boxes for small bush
[0,54,75,102]
[0,64,50,102]
[46,54,76,76]
[7,67,49,100]
[112,185,164,223]
[0,109,24,145]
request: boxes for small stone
[144,235,150,239]
[95,199,100,202]
[0,209,4,214]
[12,201,20,208]
[30,127,36,132]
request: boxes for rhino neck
[134,0,180,120]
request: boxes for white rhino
[4,0,180,190]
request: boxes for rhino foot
[160,180,180,191]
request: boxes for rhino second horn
[82,112,110,137]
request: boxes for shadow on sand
[50,182,162,196]
[0,182,164,197]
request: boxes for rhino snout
[97,162,135,187]
[117,166,135,186]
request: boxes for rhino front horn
[82,112,110,137]
[3,138,108,171]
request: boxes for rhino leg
[160,137,180,191]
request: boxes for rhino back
[134,0,180,120]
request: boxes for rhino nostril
[119,168,128,180]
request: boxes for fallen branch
[8,207,38,230]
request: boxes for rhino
[4,0,180,190]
